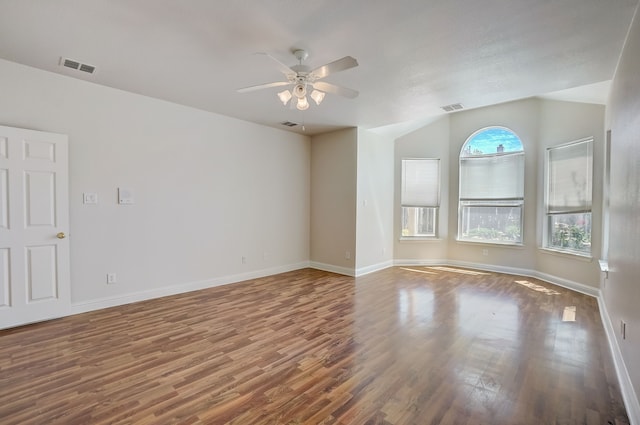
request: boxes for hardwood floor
[0,267,629,424]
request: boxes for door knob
[56,232,66,239]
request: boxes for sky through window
[462,127,523,156]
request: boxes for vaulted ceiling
[0,0,637,136]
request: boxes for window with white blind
[544,138,593,255]
[401,158,440,238]
[458,127,524,244]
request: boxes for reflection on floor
[515,279,562,295]
[428,266,491,275]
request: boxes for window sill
[399,237,442,242]
[538,247,593,262]
[455,239,524,248]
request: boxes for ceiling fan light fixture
[310,90,325,105]
[277,89,292,105]
[296,96,309,111]
[293,83,307,98]
[237,50,359,112]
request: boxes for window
[401,158,440,238]
[458,127,524,244]
[544,138,593,255]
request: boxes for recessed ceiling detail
[60,57,95,74]
[280,121,299,127]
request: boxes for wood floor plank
[0,267,630,424]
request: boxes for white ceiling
[0,0,637,136]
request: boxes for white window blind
[460,153,524,200]
[546,138,593,214]
[401,159,440,207]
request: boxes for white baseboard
[355,260,394,277]
[598,297,640,425]
[445,259,534,279]
[308,261,355,277]
[532,270,600,298]
[394,258,448,267]
[410,259,600,298]
[71,261,310,315]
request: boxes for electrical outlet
[107,273,117,284]
[482,249,489,256]
[345,251,351,260]
[241,256,247,264]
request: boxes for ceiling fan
[237,49,359,111]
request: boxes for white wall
[310,128,357,274]
[310,127,394,276]
[607,4,640,415]
[394,116,450,263]
[0,59,310,308]
[536,99,605,288]
[355,128,394,274]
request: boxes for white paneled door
[0,125,70,329]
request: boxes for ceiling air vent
[280,121,299,127]
[60,57,96,74]
[62,59,80,70]
[441,103,464,112]
[79,63,96,74]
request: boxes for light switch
[83,192,98,205]
[118,187,135,205]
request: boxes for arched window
[458,127,524,244]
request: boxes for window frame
[401,206,438,239]
[458,199,524,245]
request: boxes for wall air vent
[60,57,96,74]
[280,121,299,127]
[441,103,464,112]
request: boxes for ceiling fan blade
[255,52,296,76]
[313,81,359,99]
[310,56,358,79]
[237,81,291,93]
